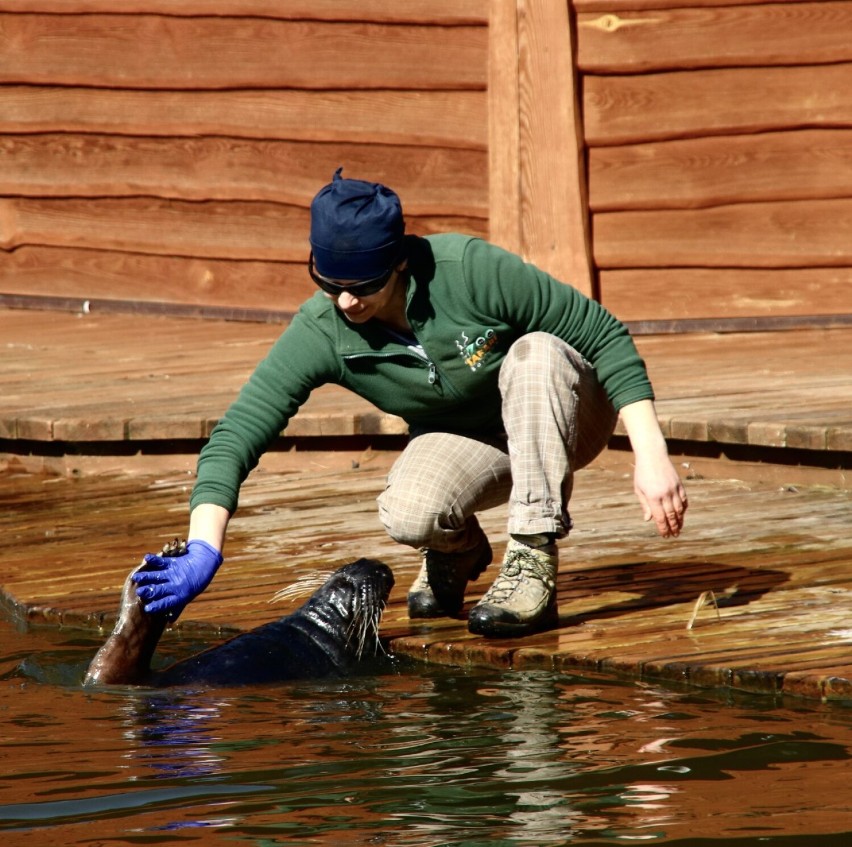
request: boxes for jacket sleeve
[190,306,341,513]
[462,238,654,411]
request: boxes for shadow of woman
[554,558,790,627]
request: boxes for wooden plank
[593,199,852,269]
[0,14,487,90]
[575,0,827,9]
[599,268,852,322]
[0,197,487,261]
[0,87,487,150]
[0,134,487,217]
[577,2,852,73]
[487,0,522,255]
[2,311,851,457]
[516,0,594,294]
[584,64,852,146]
[589,129,852,211]
[0,247,315,313]
[0,0,489,23]
[1,446,850,700]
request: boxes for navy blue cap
[309,167,405,280]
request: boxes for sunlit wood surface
[2,310,850,460]
[1,308,850,702]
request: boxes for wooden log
[488,0,522,255]
[589,129,852,211]
[574,0,825,10]
[599,267,852,321]
[0,0,489,23]
[593,199,852,269]
[0,246,315,312]
[577,2,852,73]
[0,197,487,261]
[488,0,593,295]
[0,86,487,149]
[0,134,488,217]
[584,63,852,146]
[0,14,487,90]
[517,0,593,294]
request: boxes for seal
[84,550,394,687]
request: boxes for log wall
[3,1,852,325]
[577,0,852,321]
[0,1,489,314]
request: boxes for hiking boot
[467,539,558,637]
[407,535,492,618]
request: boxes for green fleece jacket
[191,234,653,513]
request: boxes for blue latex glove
[132,539,223,617]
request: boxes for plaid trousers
[377,332,618,552]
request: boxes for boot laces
[483,546,552,603]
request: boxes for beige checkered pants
[377,332,618,552]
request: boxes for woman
[133,168,687,637]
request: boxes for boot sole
[467,602,558,638]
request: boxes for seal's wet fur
[84,557,394,687]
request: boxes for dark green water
[0,615,849,846]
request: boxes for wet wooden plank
[0,459,849,701]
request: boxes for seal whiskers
[268,570,335,605]
[344,582,388,660]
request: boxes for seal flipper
[83,551,175,686]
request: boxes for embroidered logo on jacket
[456,329,498,371]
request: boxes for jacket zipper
[342,348,440,386]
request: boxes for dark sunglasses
[308,252,396,298]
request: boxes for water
[0,614,850,846]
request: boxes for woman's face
[324,265,406,325]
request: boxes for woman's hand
[132,539,223,617]
[619,398,688,538]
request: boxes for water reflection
[119,694,229,779]
[0,620,850,845]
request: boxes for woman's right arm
[188,502,232,553]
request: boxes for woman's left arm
[619,398,688,538]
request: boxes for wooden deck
[1,307,851,702]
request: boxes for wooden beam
[488,0,522,255]
[489,1,593,295]
[517,1,593,293]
